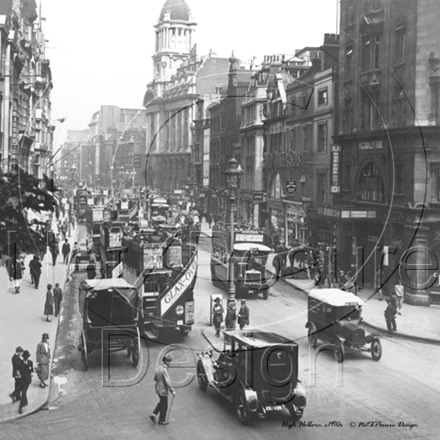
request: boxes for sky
[39,0,339,148]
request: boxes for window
[361,92,381,130]
[317,122,328,152]
[394,86,407,126]
[361,34,382,71]
[317,172,327,205]
[356,161,385,202]
[343,98,353,132]
[395,26,406,64]
[318,88,328,106]
[347,4,354,25]
[302,126,307,151]
[270,173,283,198]
[345,46,353,80]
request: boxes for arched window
[270,173,284,198]
[355,161,385,202]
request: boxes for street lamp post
[225,156,245,298]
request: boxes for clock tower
[152,0,197,96]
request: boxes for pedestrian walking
[18,350,33,414]
[375,266,383,300]
[87,262,96,280]
[150,355,175,425]
[224,298,237,331]
[60,222,67,241]
[36,333,51,388]
[206,213,212,228]
[29,255,42,289]
[9,346,24,403]
[62,239,71,264]
[384,299,397,337]
[53,283,63,317]
[394,279,404,315]
[44,284,54,322]
[212,297,224,337]
[7,256,23,293]
[50,241,59,266]
[237,299,250,330]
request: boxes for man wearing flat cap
[150,355,175,425]
[9,346,23,403]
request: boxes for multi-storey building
[0,0,54,177]
[286,34,339,248]
[240,55,309,228]
[208,55,252,221]
[334,0,440,305]
[263,37,338,246]
[143,0,230,194]
[87,106,146,190]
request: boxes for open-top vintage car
[305,288,382,362]
[196,330,306,425]
[77,279,141,370]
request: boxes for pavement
[0,212,79,423]
[199,221,440,345]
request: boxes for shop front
[283,200,307,246]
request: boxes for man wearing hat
[9,346,23,403]
[212,297,224,337]
[150,355,175,425]
[18,350,33,414]
[225,298,237,331]
[36,333,50,388]
[238,299,250,330]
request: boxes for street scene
[1,0,440,439]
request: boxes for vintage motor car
[196,330,307,425]
[305,288,382,362]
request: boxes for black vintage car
[305,288,382,362]
[196,330,307,425]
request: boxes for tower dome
[160,0,191,21]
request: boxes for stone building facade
[334,0,440,305]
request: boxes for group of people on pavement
[44,283,63,322]
[212,297,250,337]
[9,333,51,414]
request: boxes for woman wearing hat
[36,333,50,388]
[225,299,237,331]
[18,350,33,414]
[44,284,54,322]
[212,297,224,337]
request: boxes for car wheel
[197,360,208,391]
[334,339,345,363]
[307,323,317,348]
[371,338,382,361]
[235,388,250,425]
[286,402,303,421]
[180,326,191,336]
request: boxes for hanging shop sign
[285,180,297,194]
[330,144,341,193]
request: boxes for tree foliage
[0,167,58,257]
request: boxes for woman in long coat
[36,333,50,388]
[212,298,224,337]
[44,284,54,322]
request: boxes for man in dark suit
[238,299,250,330]
[18,350,33,414]
[9,346,23,403]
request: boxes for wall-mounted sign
[253,193,266,202]
[358,140,384,150]
[341,210,376,219]
[330,144,341,193]
[285,180,297,194]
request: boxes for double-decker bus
[122,226,197,338]
[211,225,273,299]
